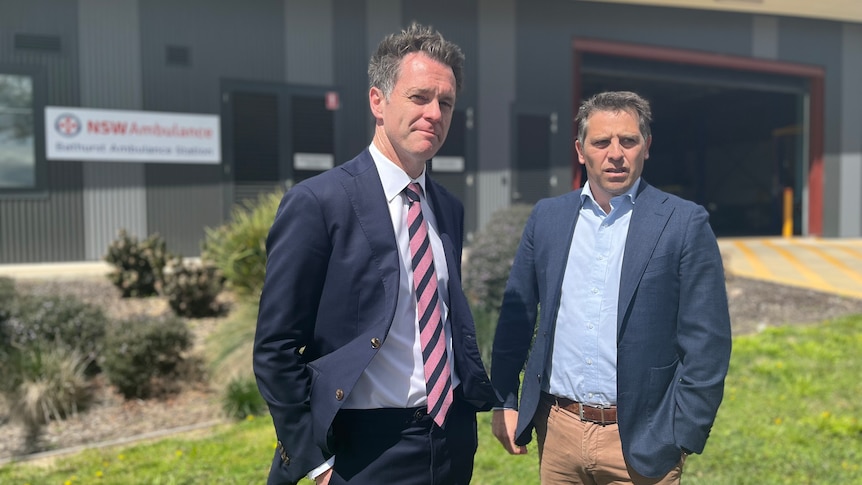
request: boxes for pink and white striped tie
[404,182,453,428]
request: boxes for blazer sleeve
[491,204,542,409]
[673,205,732,453]
[254,185,332,483]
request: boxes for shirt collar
[369,143,427,203]
[581,178,641,208]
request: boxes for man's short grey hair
[576,91,652,145]
[368,22,465,99]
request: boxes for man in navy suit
[491,91,732,484]
[254,23,496,485]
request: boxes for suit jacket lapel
[618,182,672,333]
[546,190,583,328]
[338,151,401,316]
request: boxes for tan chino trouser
[533,396,685,485]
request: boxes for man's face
[576,109,651,207]
[370,52,456,178]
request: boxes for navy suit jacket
[491,181,732,478]
[254,149,497,484]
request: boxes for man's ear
[369,87,385,121]
[575,140,586,165]
[645,135,652,160]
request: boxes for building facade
[1,0,860,264]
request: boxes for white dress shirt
[343,143,459,409]
[546,179,640,406]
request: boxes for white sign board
[45,106,221,164]
[431,156,465,173]
[293,152,334,171]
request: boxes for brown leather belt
[542,392,618,426]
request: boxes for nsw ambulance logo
[54,113,82,138]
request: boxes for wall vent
[165,45,191,67]
[14,33,62,52]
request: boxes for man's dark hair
[368,22,465,98]
[576,91,652,145]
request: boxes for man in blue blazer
[254,23,496,485]
[491,91,731,484]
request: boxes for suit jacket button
[371,338,381,349]
[335,389,344,400]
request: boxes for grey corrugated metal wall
[839,23,862,237]
[0,0,85,263]
[139,0,284,258]
[777,16,843,237]
[78,0,148,261]
[476,0,515,234]
[4,0,862,266]
[286,0,334,86]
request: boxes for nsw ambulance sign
[46,106,221,164]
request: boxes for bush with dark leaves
[462,203,533,366]
[102,314,193,399]
[463,204,534,314]
[104,229,171,298]
[162,258,225,318]
[2,293,108,373]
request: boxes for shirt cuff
[307,457,335,481]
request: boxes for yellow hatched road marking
[821,242,862,261]
[762,239,833,292]
[792,241,862,286]
[731,240,772,279]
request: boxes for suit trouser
[534,396,684,485]
[330,395,477,485]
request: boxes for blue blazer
[254,149,497,484]
[491,181,732,478]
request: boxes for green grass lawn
[2,316,860,484]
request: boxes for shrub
[463,204,533,314]
[2,293,109,373]
[205,301,263,419]
[0,276,16,323]
[0,345,92,453]
[102,315,193,399]
[221,376,267,420]
[463,204,533,367]
[464,204,532,310]
[104,229,171,298]
[202,190,282,298]
[162,258,225,318]
[207,301,257,384]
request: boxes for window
[0,73,36,189]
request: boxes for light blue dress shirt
[546,179,640,406]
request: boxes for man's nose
[424,100,442,121]
[608,140,623,159]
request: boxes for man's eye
[620,138,638,148]
[593,140,610,148]
[410,95,428,103]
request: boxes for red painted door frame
[572,38,825,236]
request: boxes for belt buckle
[580,403,610,426]
[578,403,588,423]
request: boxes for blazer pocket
[646,359,679,445]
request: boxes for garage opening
[574,40,822,237]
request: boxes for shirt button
[586,359,593,365]
[591,288,599,294]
